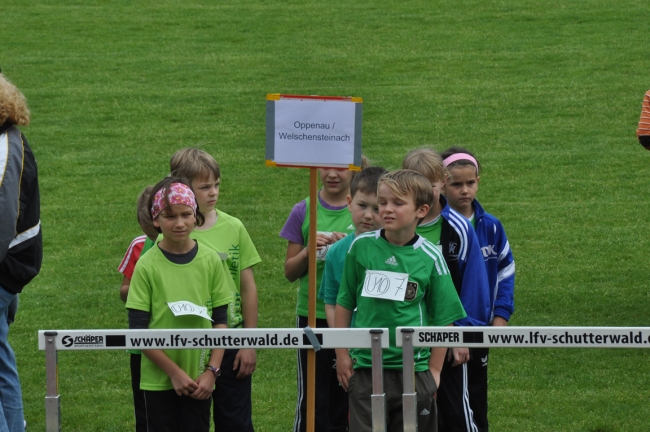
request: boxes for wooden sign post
[266,94,363,432]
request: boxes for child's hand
[336,350,354,392]
[492,316,508,326]
[330,232,347,242]
[316,233,334,248]
[448,347,470,367]
[170,369,199,396]
[191,371,216,400]
[234,348,256,378]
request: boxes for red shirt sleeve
[117,236,146,280]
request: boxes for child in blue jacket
[440,147,515,432]
[403,148,492,432]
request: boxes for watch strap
[205,365,221,378]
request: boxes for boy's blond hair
[0,73,30,126]
[170,148,220,182]
[402,148,445,183]
[378,169,434,210]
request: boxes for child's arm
[193,303,229,399]
[430,324,457,387]
[119,276,131,303]
[284,241,309,282]
[284,234,333,282]
[324,304,336,328]
[320,244,342,328]
[192,321,228,400]
[492,222,515,326]
[233,266,258,378]
[334,305,354,391]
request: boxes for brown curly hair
[0,73,30,126]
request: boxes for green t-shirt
[337,231,466,372]
[415,215,443,248]
[191,209,261,328]
[298,197,354,319]
[142,237,156,255]
[126,244,234,391]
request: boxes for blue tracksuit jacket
[438,198,491,327]
[473,199,515,322]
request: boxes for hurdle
[38,328,389,432]
[396,326,650,431]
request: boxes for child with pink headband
[440,147,516,432]
[402,148,491,432]
[125,177,236,432]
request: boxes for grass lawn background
[3,0,650,430]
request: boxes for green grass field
[3,0,650,430]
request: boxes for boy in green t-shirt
[318,166,386,328]
[335,169,466,432]
[170,148,261,432]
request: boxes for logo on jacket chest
[448,241,459,259]
[481,244,497,258]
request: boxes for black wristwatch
[205,365,221,379]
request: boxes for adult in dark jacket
[0,71,42,432]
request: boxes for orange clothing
[637,90,650,149]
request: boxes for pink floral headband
[150,182,197,219]
[443,153,479,173]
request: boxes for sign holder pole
[44,331,60,432]
[306,167,318,432]
[265,93,363,432]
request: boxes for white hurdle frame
[396,326,650,431]
[39,328,388,432]
[42,326,650,431]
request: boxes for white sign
[266,95,362,168]
[361,270,410,301]
[167,301,213,322]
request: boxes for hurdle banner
[39,328,389,432]
[38,328,389,351]
[395,326,650,348]
[395,326,650,431]
[40,327,650,432]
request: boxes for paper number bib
[167,301,213,321]
[361,270,410,301]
